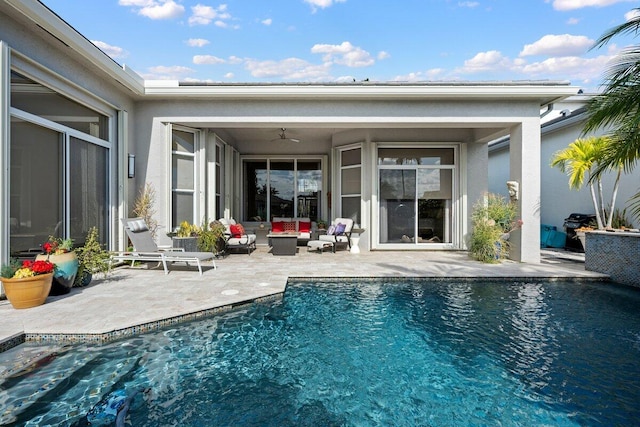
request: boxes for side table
[350,228,365,253]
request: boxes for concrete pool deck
[0,247,606,351]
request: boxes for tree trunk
[606,168,622,228]
[590,183,604,229]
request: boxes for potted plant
[172,221,201,252]
[35,236,78,295]
[317,220,327,230]
[74,227,111,287]
[198,220,227,255]
[0,258,55,309]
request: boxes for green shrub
[470,193,519,263]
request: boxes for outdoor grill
[563,213,596,252]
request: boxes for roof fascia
[144,82,579,104]
[6,0,144,95]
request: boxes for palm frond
[591,8,640,50]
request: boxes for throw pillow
[230,224,245,238]
[326,225,336,235]
[271,221,284,233]
[129,219,148,232]
[298,221,311,233]
[335,223,346,235]
[283,221,296,232]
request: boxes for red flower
[22,259,55,275]
[43,242,55,254]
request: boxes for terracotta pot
[1,272,53,309]
[36,252,78,295]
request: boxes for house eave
[144,80,579,104]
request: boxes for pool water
[2,280,640,426]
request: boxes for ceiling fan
[272,128,301,143]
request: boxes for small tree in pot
[74,227,111,287]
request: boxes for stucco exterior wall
[489,115,640,231]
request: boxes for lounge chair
[111,218,216,274]
[218,218,257,255]
[318,218,354,251]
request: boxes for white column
[509,119,541,263]
[0,42,10,267]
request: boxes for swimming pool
[1,279,640,426]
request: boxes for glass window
[243,159,322,222]
[69,137,108,245]
[378,147,455,245]
[340,148,361,224]
[270,161,295,218]
[9,119,62,254]
[171,128,196,228]
[10,71,109,140]
[296,160,322,220]
[378,148,454,166]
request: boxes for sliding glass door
[378,148,455,245]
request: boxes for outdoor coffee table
[267,232,299,256]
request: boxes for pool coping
[0,275,613,353]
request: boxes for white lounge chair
[318,217,354,251]
[111,218,216,275]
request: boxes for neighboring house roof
[488,102,589,153]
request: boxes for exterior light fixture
[128,154,135,178]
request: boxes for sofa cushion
[326,225,336,235]
[298,221,311,233]
[271,221,284,233]
[335,223,346,235]
[283,221,296,232]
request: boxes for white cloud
[392,69,447,82]
[459,50,512,73]
[130,0,184,19]
[262,18,273,26]
[224,72,235,78]
[145,65,194,79]
[458,1,479,7]
[91,40,127,59]
[189,4,232,26]
[377,51,391,60]
[567,17,580,24]
[625,9,640,20]
[193,55,226,64]
[118,0,154,6]
[311,41,375,67]
[520,34,593,57]
[518,54,611,83]
[551,0,632,11]
[304,0,347,12]
[228,56,243,64]
[244,57,331,80]
[187,38,210,47]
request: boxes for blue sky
[41,0,640,91]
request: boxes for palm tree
[551,136,624,229]
[584,8,640,219]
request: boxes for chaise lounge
[112,218,216,275]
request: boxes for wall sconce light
[128,154,135,179]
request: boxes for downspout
[540,103,554,119]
